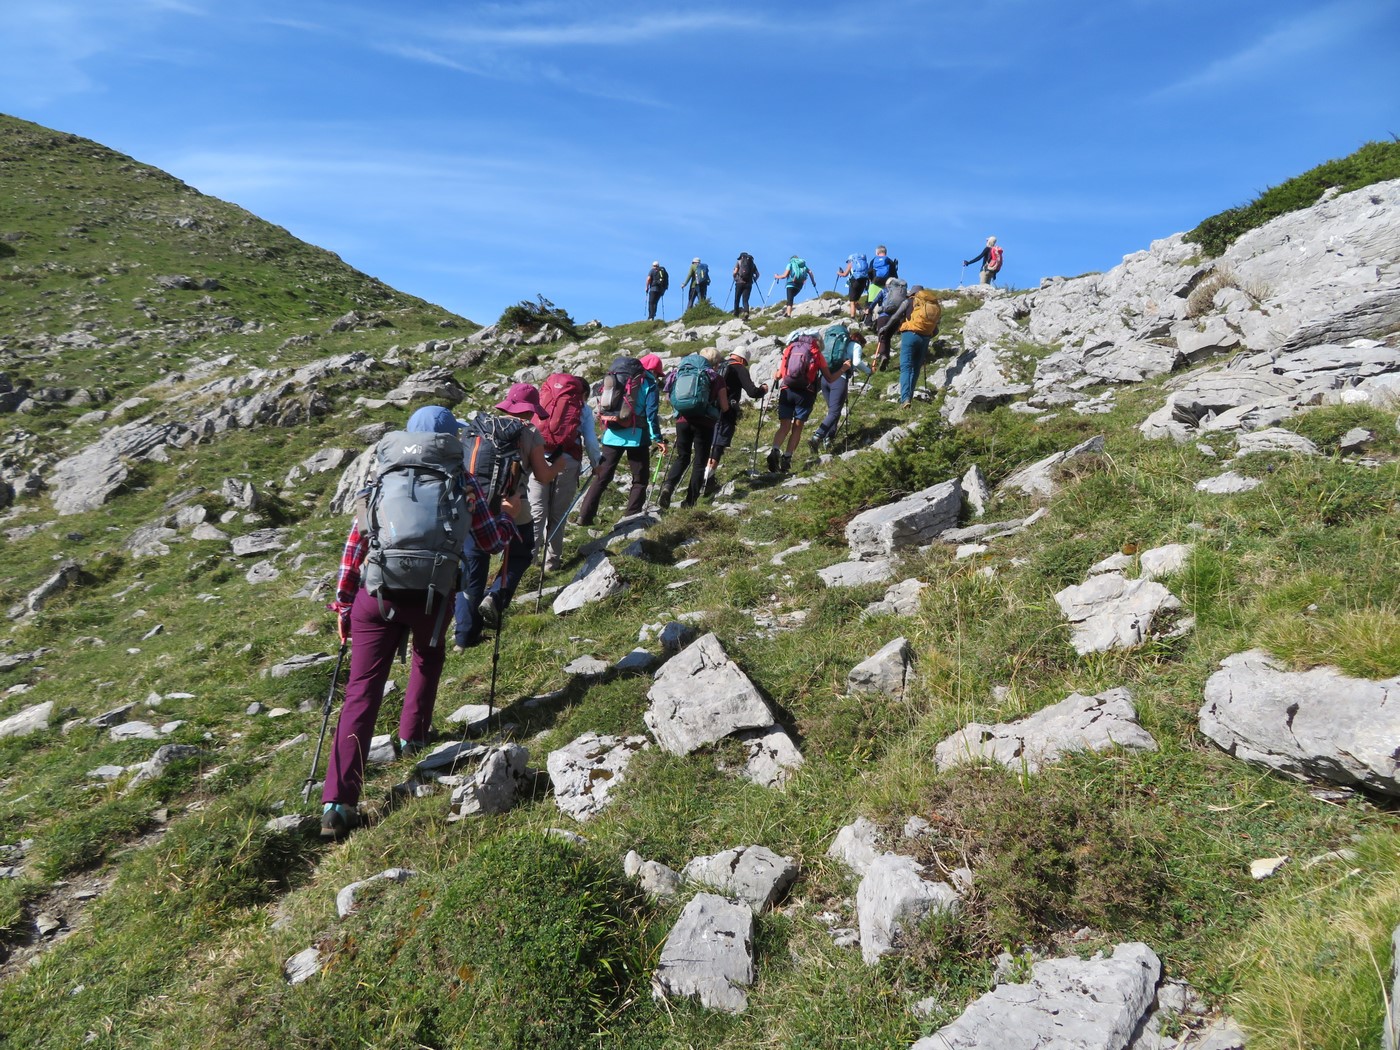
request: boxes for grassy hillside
[0,117,1397,1049]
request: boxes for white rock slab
[552,552,627,615]
[827,817,883,877]
[336,867,418,918]
[682,845,798,914]
[0,700,52,739]
[934,687,1158,773]
[818,558,895,588]
[283,947,322,985]
[1199,649,1400,796]
[735,724,804,788]
[651,893,755,1014]
[857,853,960,965]
[447,744,530,818]
[546,731,649,821]
[644,633,775,755]
[1195,470,1262,494]
[998,435,1105,499]
[847,637,915,699]
[1054,573,1184,654]
[846,479,963,558]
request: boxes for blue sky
[2,1,1398,327]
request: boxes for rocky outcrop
[644,633,779,755]
[552,553,627,615]
[935,687,1158,773]
[846,480,962,558]
[651,893,754,1014]
[912,942,1161,1049]
[857,853,960,965]
[847,637,915,699]
[1199,649,1400,796]
[681,845,798,913]
[1054,573,1186,654]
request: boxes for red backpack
[987,245,1004,273]
[536,373,588,458]
[781,335,822,393]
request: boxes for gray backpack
[361,431,467,627]
[881,277,909,315]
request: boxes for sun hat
[638,353,664,376]
[729,346,751,363]
[692,257,700,263]
[494,382,548,420]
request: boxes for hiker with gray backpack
[659,347,730,509]
[870,275,910,371]
[318,405,517,840]
[453,384,563,650]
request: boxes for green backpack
[668,353,713,417]
[822,323,852,368]
[788,257,809,286]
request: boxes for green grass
[1186,137,1400,256]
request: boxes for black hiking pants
[663,415,716,506]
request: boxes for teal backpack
[821,323,852,368]
[668,353,713,417]
[788,257,809,286]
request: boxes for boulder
[1235,427,1320,457]
[998,435,1105,499]
[623,850,682,898]
[847,637,915,699]
[818,558,896,588]
[546,732,649,821]
[682,845,798,913]
[283,947,322,985]
[912,942,1161,1049]
[827,817,883,877]
[0,700,53,739]
[644,633,776,755]
[1199,649,1400,796]
[846,480,962,558]
[651,893,755,1014]
[552,553,626,615]
[857,853,960,965]
[447,744,531,818]
[734,724,804,788]
[1195,470,1262,494]
[335,867,417,919]
[8,561,81,620]
[962,465,991,517]
[934,687,1157,773]
[862,579,928,619]
[1054,573,1185,654]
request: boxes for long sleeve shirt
[578,402,602,468]
[331,473,516,615]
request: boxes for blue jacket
[601,373,662,448]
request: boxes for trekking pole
[749,397,768,474]
[767,278,778,300]
[534,477,555,613]
[959,264,966,288]
[480,540,510,740]
[754,282,766,305]
[301,641,348,803]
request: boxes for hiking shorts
[778,386,817,422]
[713,414,738,449]
[847,276,869,303]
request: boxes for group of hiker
[645,238,1003,322]
[316,240,998,838]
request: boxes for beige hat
[729,346,751,363]
[692,257,701,263]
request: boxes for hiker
[704,344,768,493]
[645,261,668,320]
[773,254,811,318]
[682,257,711,310]
[870,245,899,287]
[870,276,910,372]
[836,252,870,319]
[454,384,563,650]
[529,373,601,573]
[807,323,868,452]
[320,405,516,839]
[964,236,1003,284]
[733,252,759,317]
[659,347,730,509]
[895,285,942,408]
[576,353,667,526]
[765,331,838,473]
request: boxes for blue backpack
[871,254,897,280]
[848,253,870,279]
[696,262,710,283]
[668,353,714,417]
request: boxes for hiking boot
[765,447,781,473]
[543,555,563,572]
[398,738,429,759]
[899,401,912,410]
[807,431,822,453]
[320,803,360,841]
[780,454,792,473]
[477,595,500,630]
[657,485,674,510]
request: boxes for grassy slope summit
[0,120,1397,1049]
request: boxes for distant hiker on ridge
[681,257,711,310]
[659,347,729,509]
[576,353,667,526]
[645,261,668,320]
[320,406,515,840]
[870,245,899,288]
[964,236,1003,284]
[836,251,871,320]
[733,251,759,318]
[774,253,811,318]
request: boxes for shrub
[497,294,578,338]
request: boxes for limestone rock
[846,480,962,558]
[624,850,683,897]
[447,744,531,818]
[818,558,895,588]
[863,578,928,618]
[552,552,626,615]
[735,724,804,788]
[644,633,776,755]
[8,561,81,620]
[934,687,1157,773]
[857,853,960,965]
[651,893,755,1014]
[1196,470,1262,494]
[962,464,991,518]
[1199,649,1400,795]
[682,845,798,913]
[546,731,649,821]
[913,942,1161,1049]
[0,700,53,739]
[283,947,321,985]
[1235,426,1320,457]
[1054,573,1185,654]
[998,435,1105,499]
[847,637,915,699]
[335,867,417,919]
[827,817,883,877]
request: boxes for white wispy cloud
[1150,1,1383,99]
[437,11,774,48]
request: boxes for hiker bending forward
[576,354,667,526]
[766,334,838,473]
[321,406,516,840]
